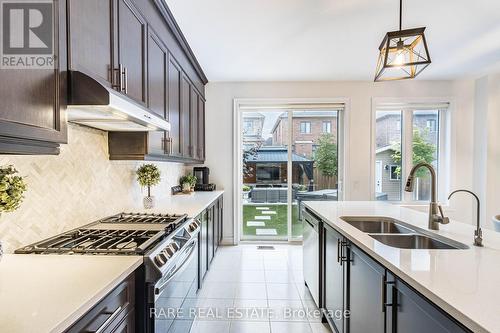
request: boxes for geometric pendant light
[374,0,431,81]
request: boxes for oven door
[148,234,199,333]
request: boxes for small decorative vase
[182,183,191,194]
[143,196,155,209]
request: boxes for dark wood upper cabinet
[146,28,167,156]
[65,0,207,163]
[117,0,148,105]
[190,87,199,160]
[168,57,182,157]
[68,0,114,85]
[0,0,67,155]
[197,95,206,161]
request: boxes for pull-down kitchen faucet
[448,189,483,247]
[404,162,449,230]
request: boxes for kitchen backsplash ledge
[0,124,186,253]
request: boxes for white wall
[472,74,500,229]
[204,80,477,243]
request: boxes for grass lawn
[242,204,302,238]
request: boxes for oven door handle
[154,238,198,295]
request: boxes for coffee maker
[193,167,210,185]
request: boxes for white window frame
[300,121,311,134]
[371,98,452,204]
[389,165,400,181]
[233,98,350,245]
[322,121,331,133]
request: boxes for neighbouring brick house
[270,111,338,159]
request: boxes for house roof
[246,147,312,163]
[375,145,396,154]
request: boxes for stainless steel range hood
[67,71,170,132]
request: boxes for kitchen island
[303,201,500,333]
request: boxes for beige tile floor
[188,244,331,333]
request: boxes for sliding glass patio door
[239,107,343,242]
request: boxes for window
[322,121,331,133]
[374,108,445,202]
[426,119,437,131]
[243,120,253,134]
[389,165,400,180]
[300,121,311,133]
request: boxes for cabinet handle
[163,137,172,155]
[119,64,125,92]
[337,238,341,263]
[112,65,122,91]
[382,280,396,312]
[122,66,128,94]
[95,305,122,333]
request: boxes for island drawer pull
[95,306,122,333]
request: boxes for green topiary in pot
[179,174,197,193]
[0,165,27,259]
[136,164,161,209]
[0,165,27,214]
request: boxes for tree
[391,128,436,177]
[242,142,261,177]
[314,134,338,177]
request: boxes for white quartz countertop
[128,190,224,218]
[0,254,142,333]
[303,201,500,333]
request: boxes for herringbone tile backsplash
[0,124,186,253]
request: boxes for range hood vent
[67,71,170,132]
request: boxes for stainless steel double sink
[340,216,468,250]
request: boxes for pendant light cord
[399,0,403,30]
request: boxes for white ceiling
[165,0,500,81]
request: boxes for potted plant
[242,185,251,199]
[180,175,197,193]
[0,165,27,260]
[297,184,308,192]
[136,164,161,209]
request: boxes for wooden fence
[312,168,338,190]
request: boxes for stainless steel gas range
[15,212,201,333]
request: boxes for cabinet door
[168,56,182,157]
[190,87,199,160]
[197,96,205,161]
[207,205,214,264]
[387,273,469,333]
[0,0,67,154]
[68,0,114,85]
[323,225,345,333]
[117,0,147,104]
[348,245,385,333]
[199,212,208,282]
[180,75,191,158]
[147,29,167,155]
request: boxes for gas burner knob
[188,223,197,232]
[164,245,175,257]
[170,242,179,252]
[154,253,168,266]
